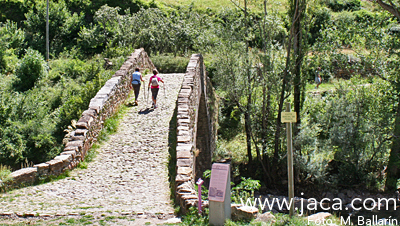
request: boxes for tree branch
[376,0,400,21]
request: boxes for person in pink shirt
[148,69,164,109]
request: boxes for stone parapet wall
[175,54,217,213]
[8,48,155,186]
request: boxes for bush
[14,48,47,92]
[324,0,361,12]
[151,54,189,73]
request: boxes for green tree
[14,48,47,92]
[24,0,84,57]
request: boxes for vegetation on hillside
[1,0,400,196]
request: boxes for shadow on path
[138,107,155,114]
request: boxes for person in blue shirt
[130,67,144,105]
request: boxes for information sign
[208,163,229,202]
[281,112,297,123]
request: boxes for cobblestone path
[0,73,185,225]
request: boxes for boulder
[255,212,276,223]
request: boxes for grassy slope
[150,0,288,13]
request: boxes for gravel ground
[0,73,185,225]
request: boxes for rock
[10,167,37,184]
[164,217,182,224]
[255,212,276,223]
[231,204,259,221]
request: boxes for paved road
[0,73,184,225]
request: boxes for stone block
[255,212,276,223]
[182,194,198,200]
[114,70,126,77]
[34,163,49,176]
[55,154,72,163]
[176,144,192,152]
[177,126,190,131]
[75,129,88,136]
[89,97,106,113]
[178,130,190,136]
[81,109,97,117]
[177,114,189,119]
[187,61,198,68]
[177,182,194,191]
[65,141,83,149]
[178,93,190,98]
[177,136,191,143]
[76,115,94,129]
[176,174,191,183]
[177,118,190,126]
[178,98,189,104]
[177,151,191,159]
[61,151,76,159]
[231,204,259,221]
[177,159,192,167]
[10,167,37,184]
[63,146,78,152]
[46,159,65,174]
[69,135,85,141]
[177,167,192,176]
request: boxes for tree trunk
[245,98,253,164]
[385,94,400,191]
[376,0,400,21]
[292,0,305,155]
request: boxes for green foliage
[0,164,12,183]
[0,0,27,24]
[296,79,393,188]
[231,177,261,204]
[323,0,361,12]
[24,0,85,57]
[14,48,47,92]
[0,20,24,73]
[308,6,331,45]
[181,206,209,226]
[151,54,189,73]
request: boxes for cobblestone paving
[0,73,185,225]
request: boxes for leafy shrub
[295,80,393,188]
[324,0,361,12]
[24,0,84,57]
[14,48,47,92]
[309,7,331,45]
[151,54,189,73]
[231,177,261,204]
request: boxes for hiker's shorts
[151,88,159,100]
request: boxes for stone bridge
[0,48,217,224]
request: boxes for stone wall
[8,48,155,186]
[175,54,217,213]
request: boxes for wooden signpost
[208,163,231,225]
[282,103,296,217]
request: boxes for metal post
[286,102,295,217]
[46,0,49,66]
[196,178,204,214]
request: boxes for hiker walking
[148,69,164,109]
[131,67,144,105]
[315,67,322,89]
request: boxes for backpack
[151,76,159,87]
